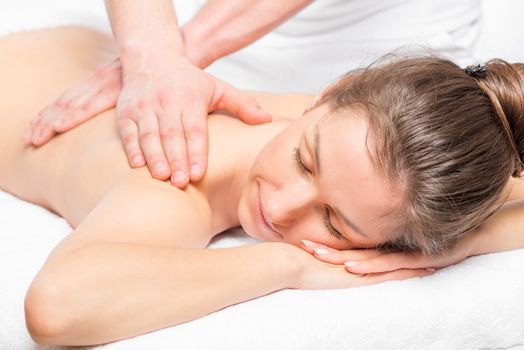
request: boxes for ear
[302,82,337,115]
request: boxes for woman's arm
[24,172,427,346]
[24,174,298,346]
[27,241,295,346]
[470,198,524,256]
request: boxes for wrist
[119,28,186,65]
[181,25,218,69]
[261,242,305,290]
[119,42,187,73]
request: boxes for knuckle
[160,127,184,141]
[121,134,137,147]
[184,124,204,139]
[118,104,136,120]
[157,90,175,109]
[138,130,159,142]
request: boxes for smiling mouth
[257,184,282,238]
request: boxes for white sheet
[1,1,524,349]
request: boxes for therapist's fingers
[27,61,121,146]
[54,83,121,133]
[180,105,208,183]
[136,112,171,180]
[117,118,145,168]
[157,110,190,187]
[216,83,272,124]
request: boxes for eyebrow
[307,124,368,239]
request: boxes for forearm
[182,0,312,68]
[104,0,185,64]
[33,242,297,346]
[470,199,524,256]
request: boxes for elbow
[24,279,71,345]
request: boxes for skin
[2,27,523,345]
[25,0,313,187]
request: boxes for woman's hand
[25,55,272,188]
[286,243,434,290]
[298,238,475,275]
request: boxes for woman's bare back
[0,27,305,232]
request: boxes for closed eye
[292,146,344,240]
[293,146,310,174]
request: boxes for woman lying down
[0,27,523,346]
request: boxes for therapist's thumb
[216,85,272,125]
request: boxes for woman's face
[237,104,402,250]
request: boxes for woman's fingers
[301,240,386,264]
[296,254,435,290]
[344,251,431,274]
[356,268,435,287]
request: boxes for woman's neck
[197,92,314,235]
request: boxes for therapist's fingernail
[53,120,63,129]
[344,261,359,267]
[314,248,329,255]
[154,163,168,175]
[190,164,201,177]
[131,155,143,167]
[32,129,40,142]
[172,170,186,183]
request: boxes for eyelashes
[293,146,310,174]
[292,146,344,240]
[322,207,343,239]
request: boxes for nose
[264,181,316,228]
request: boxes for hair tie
[464,64,486,78]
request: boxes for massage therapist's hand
[25,58,123,147]
[299,238,476,275]
[285,243,434,290]
[25,56,272,188]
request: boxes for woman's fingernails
[314,248,329,255]
[301,240,314,248]
[344,261,359,267]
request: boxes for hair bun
[473,59,524,177]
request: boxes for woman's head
[239,56,524,255]
[316,56,524,253]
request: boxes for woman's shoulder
[244,91,314,121]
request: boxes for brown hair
[319,56,524,254]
